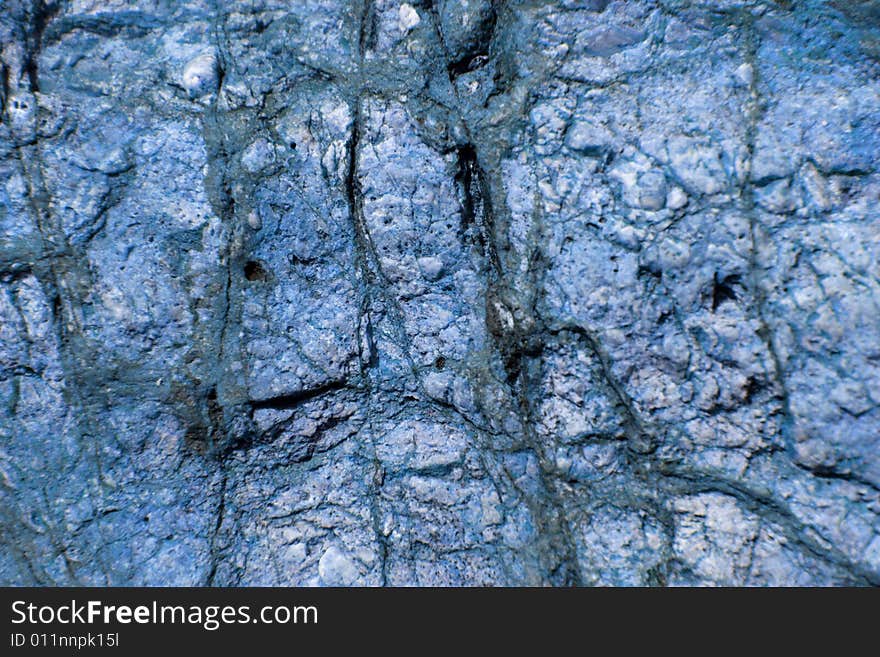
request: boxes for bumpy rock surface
[1,0,879,586]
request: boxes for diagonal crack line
[665,468,879,586]
[249,379,349,411]
[801,465,880,497]
[548,324,656,456]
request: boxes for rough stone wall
[1,0,878,586]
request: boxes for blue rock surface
[1,0,879,585]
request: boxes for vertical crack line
[7,2,110,583]
[195,1,239,580]
[738,16,795,457]
[210,0,233,90]
[37,486,84,585]
[506,204,586,586]
[10,170,94,586]
[516,358,586,587]
[348,17,389,584]
[205,464,228,586]
[357,0,376,55]
[217,262,232,365]
[425,1,584,585]
[345,98,377,381]
[424,0,506,281]
[206,0,236,374]
[344,101,434,385]
[736,20,872,580]
[454,143,503,277]
[23,1,61,93]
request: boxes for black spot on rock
[244,260,268,282]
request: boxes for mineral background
[1,0,879,586]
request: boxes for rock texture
[1,0,879,586]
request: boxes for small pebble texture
[1,0,879,586]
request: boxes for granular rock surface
[1,0,879,586]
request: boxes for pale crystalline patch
[247,211,262,231]
[609,148,667,210]
[241,138,275,173]
[322,140,348,182]
[564,118,613,155]
[666,186,689,210]
[318,545,360,585]
[416,256,444,281]
[672,493,759,584]
[182,53,220,98]
[399,3,421,32]
[490,299,515,332]
[319,100,352,135]
[734,62,753,87]
[374,419,469,473]
[666,135,729,196]
[100,287,132,322]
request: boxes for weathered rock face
[1,0,878,586]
